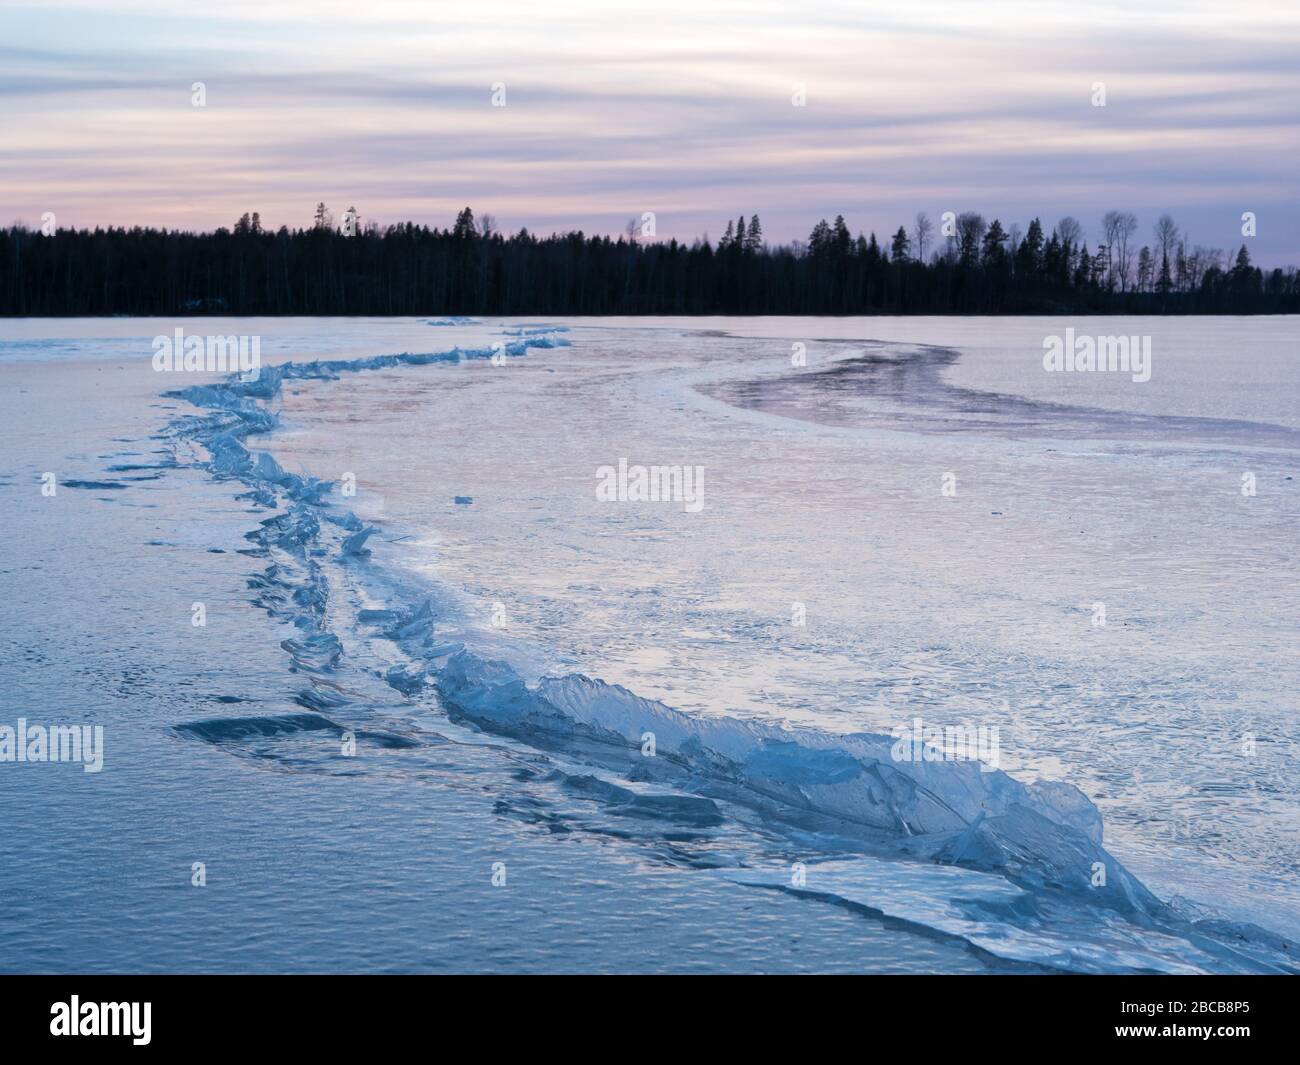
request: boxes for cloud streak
[2,0,1297,263]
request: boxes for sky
[3,0,1299,265]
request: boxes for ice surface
[141,317,1298,972]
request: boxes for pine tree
[1136,246,1152,292]
[890,226,910,262]
[1042,233,1063,281]
[1075,243,1092,288]
[1014,218,1044,279]
[832,215,851,258]
[8,205,1297,317]
[808,219,831,257]
[981,219,1009,267]
[453,207,477,239]
[1092,244,1109,287]
[956,213,984,266]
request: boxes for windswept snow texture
[147,317,1299,974]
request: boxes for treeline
[2,205,1295,316]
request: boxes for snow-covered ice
[1,315,1296,973]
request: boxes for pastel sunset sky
[4,0,1298,263]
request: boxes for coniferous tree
[1158,252,1173,296]
[453,207,477,240]
[1014,218,1044,280]
[956,213,984,266]
[891,226,910,262]
[1074,243,1092,289]
[1136,246,1153,293]
[2,207,1294,317]
[832,216,852,257]
[981,219,1009,267]
[807,219,830,257]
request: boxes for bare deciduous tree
[1100,211,1137,290]
[1055,216,1082,272]
[1114,211,1138,291]
[912,211,933,263]
[1154,213,1179,266]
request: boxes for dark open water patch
[62,479,130,490]
[708,343,1300,449]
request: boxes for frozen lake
[1,315,1296,973]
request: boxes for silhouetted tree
[913,211,933,263]
[2,207,1293,318]
[1014,218,1044,280]
[891,226,910,262]
[453,207,477,240]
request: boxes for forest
[2,205,1294,316]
